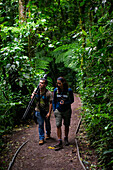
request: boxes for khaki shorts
[54,109,72,127]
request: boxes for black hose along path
[75,117,86,170]
[8,140,29,170]
[8,95,86,170]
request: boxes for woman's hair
[57,77,68,92]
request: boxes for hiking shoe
[64,137,69,146]
[39,140,44,145]
[54,140,62,147]
[55,145,63,151]
[54,143,62,148]
[54,141,63,151]
[54,144,63,151]
[45,135,50,140]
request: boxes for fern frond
[54,42,78,52]
[51,41,81,72]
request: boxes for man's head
[40,78,48,85]
[39,78,48,89]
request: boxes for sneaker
[54,141,63,151]
[54,140,62,147]
[55,144,63,151]
[64,137,69,146]
[39,140,44,145]
[45,135,50,140]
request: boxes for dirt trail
[10,94,83,170]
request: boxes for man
[31,78,53,145]
[52,77,74,150]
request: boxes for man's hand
[46,112,50,118]
[31,92,37,99]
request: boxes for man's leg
[36,111,44,144]
[45,116,51,139]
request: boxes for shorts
[54,109,72,127]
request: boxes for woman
[52,77,74,150]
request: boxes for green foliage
[52,3,113,168]
[0,0,113,169]
[0,15,50,147]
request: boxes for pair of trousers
[35,111,51,140]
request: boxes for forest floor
[0,94,101,170]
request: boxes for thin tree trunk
[19,0,25,21]
[78,1,86,69]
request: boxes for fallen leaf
[80,158,83,161]
[48,146,55,149]
[15,128,22,131]
[72,148,77,153]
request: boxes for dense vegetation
[0,0,113,169]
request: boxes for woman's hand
[60,100,64,105]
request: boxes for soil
[0,94,99,170]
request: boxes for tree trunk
[19,0,25,21]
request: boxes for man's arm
[46,101,52,118]
[31,88,37,99]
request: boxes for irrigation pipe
[75,117,86,170]
[75,117,82,135]
[8,140,29,170]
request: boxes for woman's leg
[65,126,69,137]
[57,126,62,139]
